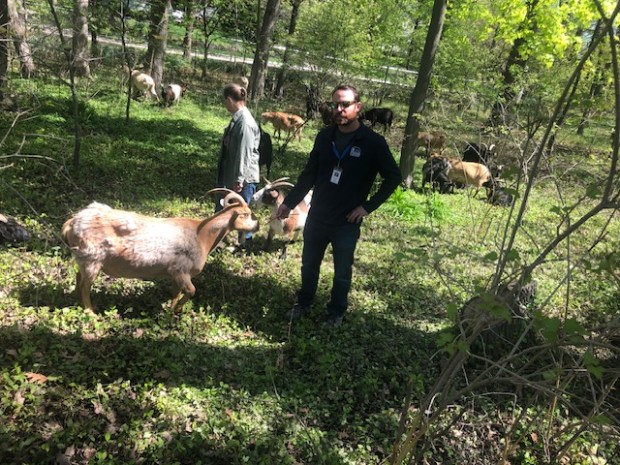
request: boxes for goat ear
[268,190,279,199]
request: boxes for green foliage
[1,7,620,462]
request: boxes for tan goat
[261,111,305,142]
[417,130,446,155]
[61,190,259,312]
[252,177,312,259]
[445,157,492,196]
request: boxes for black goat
[421,156,453,193]
[462,142,495,165]
[0,214,31,245]
[486,179,514,207]
[360,108,394,131]
[259,127,273,178]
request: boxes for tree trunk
[72,0,90,78]
[273,0,302,98]
[577,24,613,136]
[489,0,539,126]
[399,0,447,188]
[488,36,527,126]
[0,0,8,94]
[182,0,196,62]
[47,0,81,170]
[146,0,170,90]
[248,0,281,100]
[7,0,35,78]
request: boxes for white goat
[233,76,249,89]
[131,70,159,102]
[162,83,186,107]
[252,177,312,259]
[61,189,259,312]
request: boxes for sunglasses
[328,101,357,111]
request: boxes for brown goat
[261,111,305,142]
[61,190,259,312]
[252,177,312,259]
[417,130,446,155]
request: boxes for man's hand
[346,206,368,224]
[276,203,291,219]
[233,181,243,193]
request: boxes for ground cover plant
[1,58,619,464]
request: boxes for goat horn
[206,188,247,207]
[269,181,295,190]
[268,177,290,185]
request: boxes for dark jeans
[296,217,361,318]
[215,183,257,241]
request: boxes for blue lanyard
[331,141,353,162]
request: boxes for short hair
[332,85,360,102]
[223,83,247,102]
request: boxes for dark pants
[296,217,361,318]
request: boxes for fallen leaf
[14,390,25,405]
[25,372,48,384]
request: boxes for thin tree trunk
[489,0,539,126]
[577,26,613,136]
[547,22,604,152]
[399,0,448,188]
[274,0,302,98]
[182,0,196,62]
[120,0,132,121]
[72,0,90,77]
[248,0,281,100]
[47,0,81,170]
[7,0,35,78]
[146,0,170,91]
[0,0,9,94]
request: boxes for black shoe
[324,315,343,328]
[288,303,308,322]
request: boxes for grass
[1,63,619,464]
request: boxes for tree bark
[248,0,281,100]
[399,0,447,188]
[182,0,196,62]
[7,0,35,78]
[0,0,8,94]
[273,0,302,98]
[72,0,90,77]
[47,0,81,170]
[489,0,539,126]
[146,0,171,90]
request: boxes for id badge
[331,166,343,184]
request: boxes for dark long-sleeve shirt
[284,124,401,226]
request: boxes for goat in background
[130,70,159,102]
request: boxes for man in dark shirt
[276,85,401,327]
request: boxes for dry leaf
[25,372,48,384]
[14,390,25,405]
